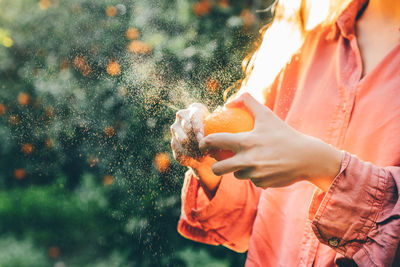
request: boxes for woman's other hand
[170,103,208,164]
[199,93,343,191]
[171,103,222,196]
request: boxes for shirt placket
[298,219,320,266]
[307,33,363,266]
[328,35,362,148]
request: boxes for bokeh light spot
[193,0,211,16]
[154,153,170,173]
[103,175,114,186]
[18,92,30,106]
[0,103,6,115]
[105,6,117,17]
[14,168,26,180]
[21,143,34,155]
[106,61,121,76]
[38,0,51,10]
[126,28,139,40]
[128,40,152,54]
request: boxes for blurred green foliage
[0,0,273,265]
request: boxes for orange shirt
[178,0,400,266]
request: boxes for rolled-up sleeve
[308,152,400,266]
[178,170,262,252]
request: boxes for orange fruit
[193,0,211,16]
[126,28,139,40]
[38,0,51,10]
[128,40,152,54]
[105,6,117,17]
[203,106,254,160]
[154,152,170,173]
[18,92,30,106]
[14,168,26,180]
[0,103,6,115]
[21,143,34,155]
[106,61,121,76]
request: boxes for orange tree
[0,0,274,265]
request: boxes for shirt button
[328,237,340,247]
[342,104,346,112]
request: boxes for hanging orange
[18,93,30,106]
[203,106,254,160]
[105,6,117,17]
[193,0,211,16]
[106,61,121,76]
[0,103,6,115]
[38,0,51,10]
[14,168,26,180]
[128,41,152,54]
[21,143,34,155]
[126,28,139,40]
[154,152,170,173]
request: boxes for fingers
[170,121,189,146]
[171,138,185,163]
[189,105,207,143]
[176,109,191,133]
[212,156,247,176]
[225,92,270,124]
[170,103,210,166]
[175,103,208,142]
[199,133,243,154]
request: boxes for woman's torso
[245,4,400,266]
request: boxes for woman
[170,0,400,265]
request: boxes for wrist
[302,136,343,191]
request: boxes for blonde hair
[226,0,353,102]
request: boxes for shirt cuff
[308,152,388,258]
[182,170,249,231]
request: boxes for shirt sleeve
[177,170,262,253]
[308,151,400,266]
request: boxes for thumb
[225,92,268,123]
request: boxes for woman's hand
[199,93,343,191]
[170,103,222,196]
[170,103,208,165]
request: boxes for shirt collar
[336,0,369,39]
